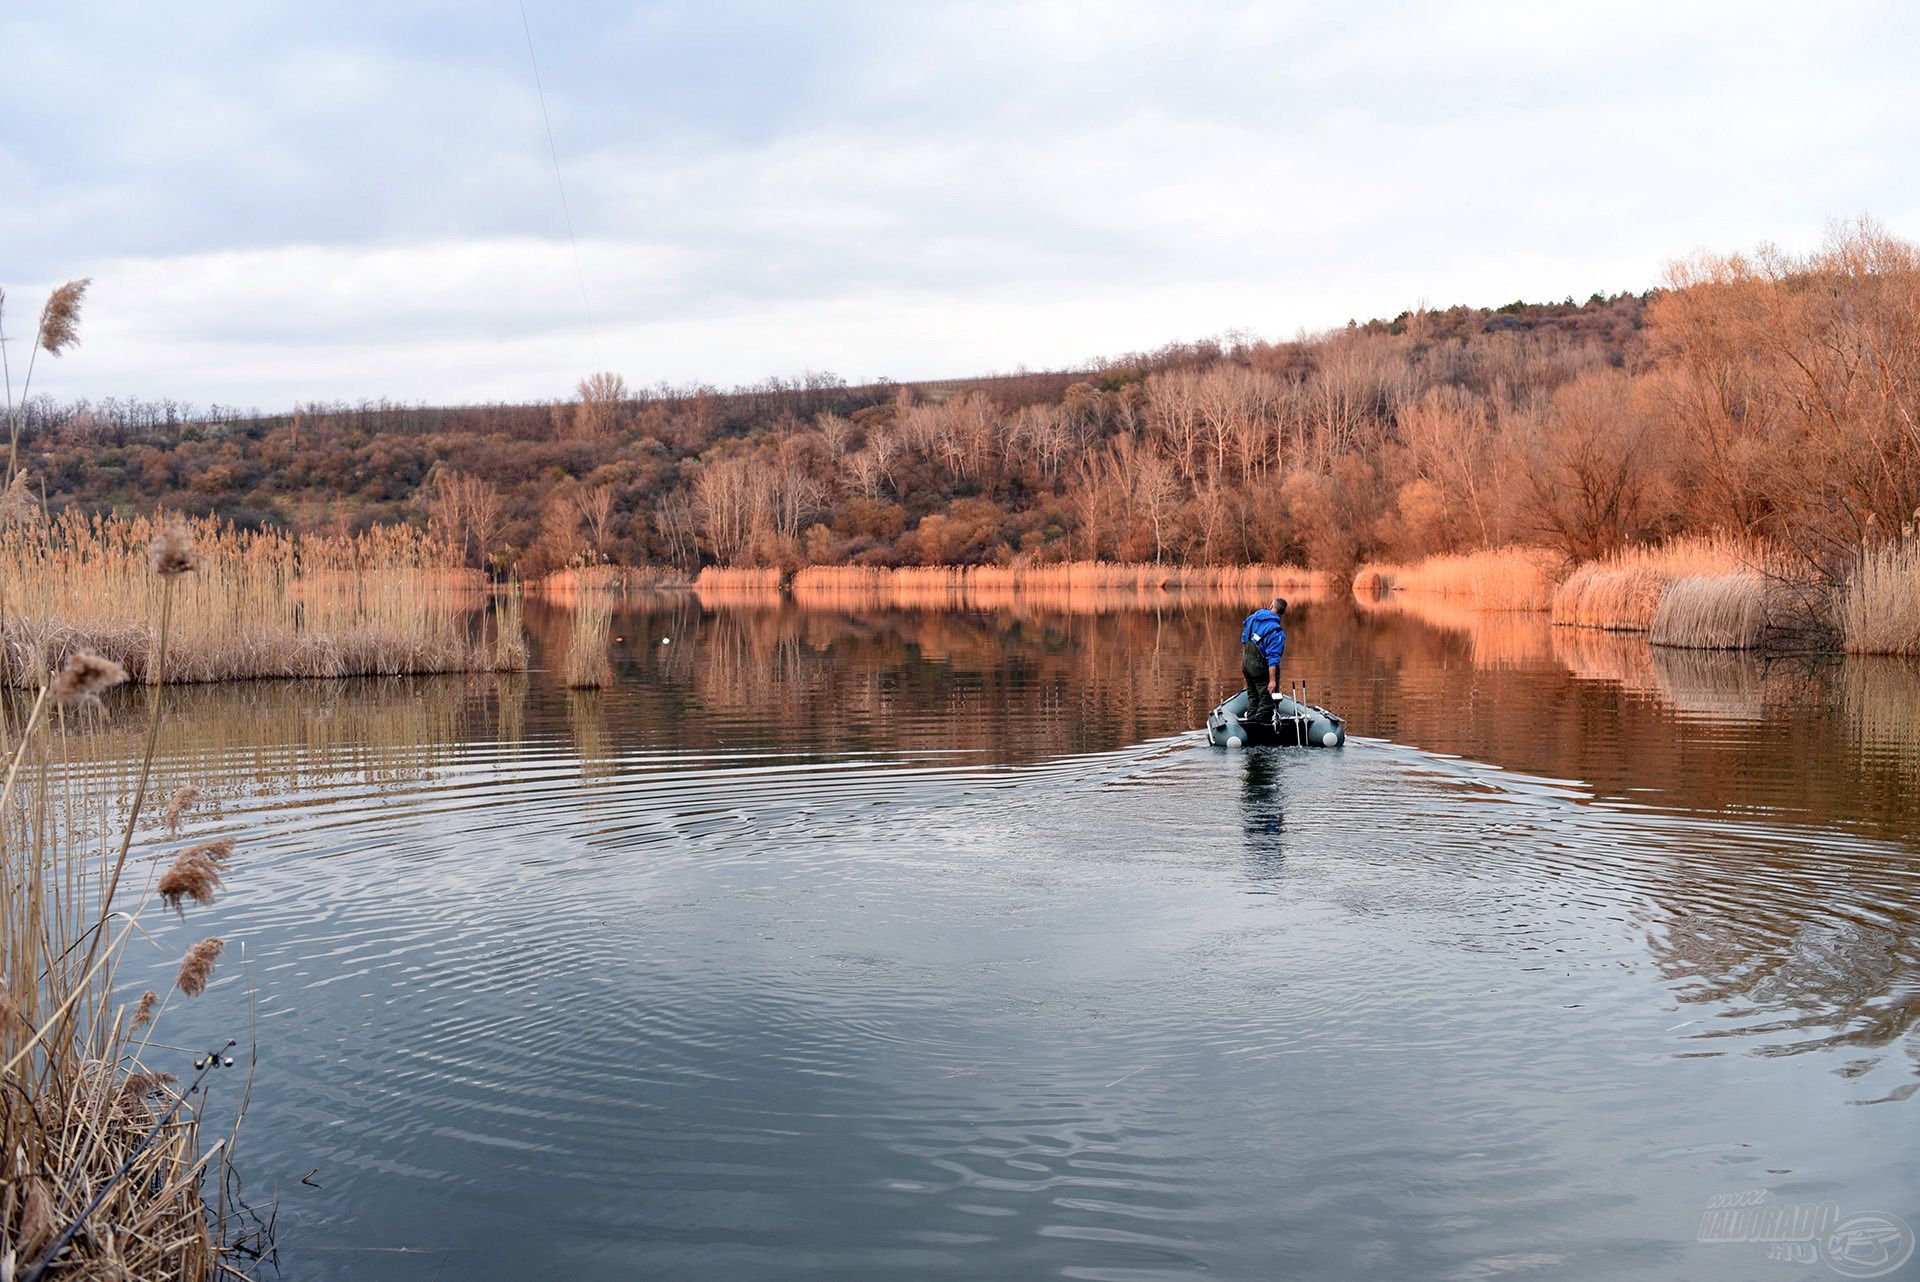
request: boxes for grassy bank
[1358,536,1918,655]
[3,544,255,1278]
[1,513,524,686]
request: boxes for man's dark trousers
[1243,639,1274,724]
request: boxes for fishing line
[517,0,604,369]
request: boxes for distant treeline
[18,222,1919,583]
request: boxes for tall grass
[492,583,529,671]
[564,598,613,689]
[1550,535,1761,631]
[3,536,255,1279]
[1354,546,1566,611]
[1840,532,1920,656]
[1,511,511,685]
[1648,574,1771,649]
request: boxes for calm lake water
[98,593,1920,1280]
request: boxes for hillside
[16,293,1664,576]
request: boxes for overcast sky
[3,1,1916,409]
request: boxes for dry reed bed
[565,597,613,689]
[5,530,256,1279]
[1550,536,1764,632]
[1648,574,1780,650]
[1841,533,1920,656]
[1354,547,1567,611]
[1,512,523,685]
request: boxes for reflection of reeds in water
[1839,658,1920,775]
[1354,546,1566,611]
[1354,593,1557,668]
[495,671,528,753]
[27,676,481,803]
[565,600,613,689]
[1,511,495,685]
[566,689,614,778]
[1647,648,1770,722]
[787,562,1326,614]
[1551,627,1659,694]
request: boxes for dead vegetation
[0,511,525,686]
[3,532,264,1281]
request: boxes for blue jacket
[1241,610,1286,665]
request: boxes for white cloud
[5,0,1918,406]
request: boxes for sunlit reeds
[1354,546,1566,611]
[1839,530,1920,656]
[1550,535,1761,631]
[1648,574,1772,649]
[1,511,505,685]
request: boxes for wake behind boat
[1206,689,1346,748]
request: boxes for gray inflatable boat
[1206,689,1346,749]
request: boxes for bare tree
[576,483,616,554]
[573,371,629,439]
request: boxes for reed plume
[131,989,158,1028]
[164,782,202,836]
[0,468,38,525]
[157,839,235,913]
[36,277,91,355]
[175,937,225,997]
[49,650,128,709]
[148,521,203,576]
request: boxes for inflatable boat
[1206,689,1346,749]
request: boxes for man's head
[1271,597,1289,617]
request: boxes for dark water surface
[106,595,1920,1280]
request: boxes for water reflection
[1239,751,1289,884]
[36,588,1919,1280]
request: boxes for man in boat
[1240,598,1288,723]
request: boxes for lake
[102,592,1920,1280]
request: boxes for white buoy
[1322,731,1339,747]
[661,637,671,645]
